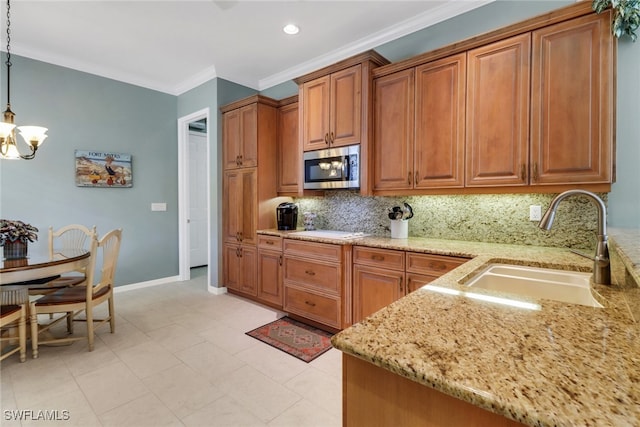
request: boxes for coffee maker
[277,202,298,230]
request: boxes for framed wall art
[75,150,133,188]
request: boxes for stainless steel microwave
[303,144,360,190]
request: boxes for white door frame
[177,108,211,282]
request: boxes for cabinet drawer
[284,285,341,329]
[284,257,340,293]
[283,239,342,262]
[353,246,404,271]
[258,235,283,251]
[406,252,468,276]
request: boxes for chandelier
[0,0,47,160]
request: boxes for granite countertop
[259,228,640,426]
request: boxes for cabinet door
[239,169,257,245]
[239,104,258,168]
[301,75,331,151]
[531,12,613,185]
[223,109,241,170]
[239,245,258,296]
[223,170,242,243]
[353,264,404,323]
[223,104,258,169]
[330,64,362,147]
[406,273,438,294]
[372,69,414,191]
[223,243,241,291]
[223,169,257,245]
[277,102,300,194]
[466,33,531,187]
[415,53,466,189]
[257,250,283,306]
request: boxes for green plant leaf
[593,0,640,41]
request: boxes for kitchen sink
[465,264,603,308]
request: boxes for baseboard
[113,276,180,293]
[208,286,227,295]
[113,276,228,295]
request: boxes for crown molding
[173,65,219,96]
[257,0,495,91]
[7,43,176,94]
[5,0,495,95]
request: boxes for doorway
[177,108,211,284]
[188,126,208,267]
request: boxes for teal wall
[1,1,637,288]
[178,78,256,287]
[0,55,178,285]
[176,78,219,286]
[176,78,256,286]
[376,1,572,61]
[609,38,640,228]
[260,80,298,100]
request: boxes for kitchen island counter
[332,229,639,427]
[259,228,640,426]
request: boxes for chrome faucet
[538,189,610,285]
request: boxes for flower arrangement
[0,219,39,246]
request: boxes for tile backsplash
[294,191,606,250]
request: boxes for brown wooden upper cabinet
[373,69,414,191]
[467,12,613,187]
[276,97,300,195]
[530,12,613,185]
[223,104,258,170]
[466,33,531,187]
[301,65,362,151]
[295,51,390,194]
[371,3,614,194]
[373,53,466,192]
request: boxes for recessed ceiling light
[283,24,299,35]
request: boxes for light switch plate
[529,205,542,221]
[151,203,167,212]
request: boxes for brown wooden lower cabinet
[352,247,470,323]
[283,284,341,329]
[282,239,345,330]
[256,235,283,308]
[406,272,438,293]
[343,354,525,427]
[257,249,282,307]
[223,243,257,297]
[353,264,404,322]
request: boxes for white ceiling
[2,1,493,95]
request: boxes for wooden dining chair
[0,288,28,362]
[27,224,98,296]
[29,229,122,358]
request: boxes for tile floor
[0,268,342,426]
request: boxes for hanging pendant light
[0,0,47,160]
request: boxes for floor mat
[246,317,334,363]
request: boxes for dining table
[0,249,91,304]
